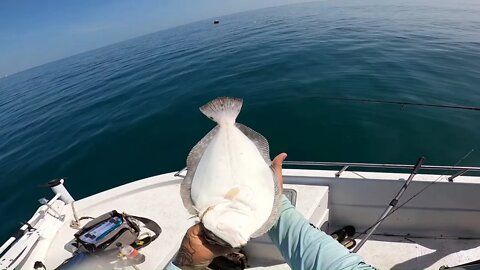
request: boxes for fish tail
[200,97,243,125]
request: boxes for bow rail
[174,161,480,182]
[283,161,480,181]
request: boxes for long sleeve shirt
[165,195,375,270]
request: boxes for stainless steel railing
[283,161,480,181]
[174,160,480,182]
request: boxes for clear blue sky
[0,0,312,75]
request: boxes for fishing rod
[351,149,475,252]
[318,97,480,112]
[352,156,425,252]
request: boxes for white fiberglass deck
[5,168,480,270]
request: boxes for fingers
[178,223,232,267]
[187,223,202,237]
[207,242,233,256]
[272,153,287,192]
[195,223,233,256]
[183,153,288,263]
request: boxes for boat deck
[6,168,480,270]
[358,235,480,270]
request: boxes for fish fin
[251,168,283,238]
[235,123,271,165]
[181,126,220,215]
[235,123,280,237]
[200,97,243,125]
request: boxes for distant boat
[213,20,219,24]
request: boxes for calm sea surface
[1,0,479,241]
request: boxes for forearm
[268,195,374,270]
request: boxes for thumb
[272,153,287,191]
[272,153,287,170]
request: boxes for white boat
[1,160,480,270]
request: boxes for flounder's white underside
[191,123,275,246]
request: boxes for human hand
[272,153,287,193]
[173,223,232,268]
[174,153,287,269]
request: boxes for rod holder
[335,166,349,177]
[448,169,469,182]
[47,178,74,204]
[174,167,187,178]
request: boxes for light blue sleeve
[165,195,375,270]
[267,195,376,270]
[164,262,180,270]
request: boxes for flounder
[180,97,281,248]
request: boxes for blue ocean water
[1,0,480,242]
